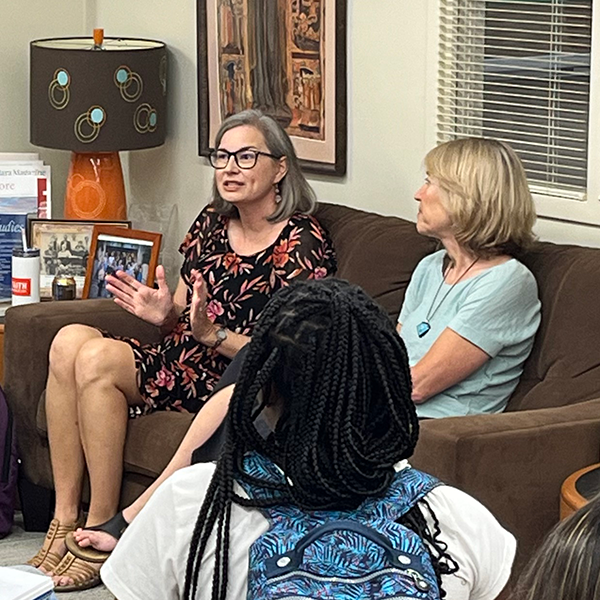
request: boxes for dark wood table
[560,463,600,519]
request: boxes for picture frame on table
[28,218,131,299]
[197,0,347,175]
[83,225,162,300]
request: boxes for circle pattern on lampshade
[57,70,69,86]
[74,105,106,143]
[114,65,143,103]
[134,103,158,133]
[48,68,71,110]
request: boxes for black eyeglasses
[208,147,281,170]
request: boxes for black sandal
[64,511,129,562]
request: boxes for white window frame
[426,0,600,227]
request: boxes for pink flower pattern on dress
[313,266,328,280]
[206,299,225,322]
[155,366,175,391]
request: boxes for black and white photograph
[83,226,162,299]
[29,219,131,298]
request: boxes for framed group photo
[28,219,131,299]
[83,226,162,299]
[197,0,347,175]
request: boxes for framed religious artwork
[28,218,131,299]
[83,225,162,299]
[197,0,347,175]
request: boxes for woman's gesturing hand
[189,269,217,345]
[105,265,174,327]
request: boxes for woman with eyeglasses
[28,109,336,592]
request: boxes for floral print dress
[112,205,336,417]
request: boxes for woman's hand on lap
[106,265,173,327]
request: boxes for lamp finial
[93,28,104,49]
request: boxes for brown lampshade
[30,36,167,153]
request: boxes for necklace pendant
[417,320,431,338]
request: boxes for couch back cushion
[506,241,600,411]
[315,203,437,319]
[317,204,600,412]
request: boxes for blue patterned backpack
[238,452,443,600]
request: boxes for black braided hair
[398,500,459,597]
[184,279,454,600]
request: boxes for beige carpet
[0,514,113,599]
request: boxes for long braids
[184,279,451,599]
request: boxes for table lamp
[30,29,167,220]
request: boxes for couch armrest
[4,299,161,485]
[412,399,600,571]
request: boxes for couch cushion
[316,203,437,319]
[123,411,195,477]
[36,390,48,437]
[508,242,600,411]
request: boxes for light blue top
[398,250,541,418]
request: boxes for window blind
[438,0,593,195]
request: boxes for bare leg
[52,337,142,589]
[73,384,234,552]
[29,324,102,573]
[47,325,102,523]
[76,338,142,526]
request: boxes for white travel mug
[12,248,41,306]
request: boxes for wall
[4,0,599,273]
[90,0,436,274]
[94,0,600,252]
[1,0,91,216]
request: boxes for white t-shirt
[101,461,515,600]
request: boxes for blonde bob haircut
[425,138,536,257]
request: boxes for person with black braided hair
[101,279,516,600]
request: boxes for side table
[560,463,600,519]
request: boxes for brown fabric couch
[5,202,600,572]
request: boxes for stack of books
[0,153,52,302]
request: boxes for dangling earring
[275,183,282,204]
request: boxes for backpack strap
[362,467,442,523]
[237,453,442,525]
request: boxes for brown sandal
[27,515,84,572]
[52,550,103,593]
[64,511,129,562]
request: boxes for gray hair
[513,495,600,600]
[209,109,317,222]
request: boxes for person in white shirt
[101,279,516,600]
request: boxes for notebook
[0,566,54,600]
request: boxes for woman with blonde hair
[397,138,541,418]
[512,495,600,600]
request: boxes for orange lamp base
[64,152,127,220]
